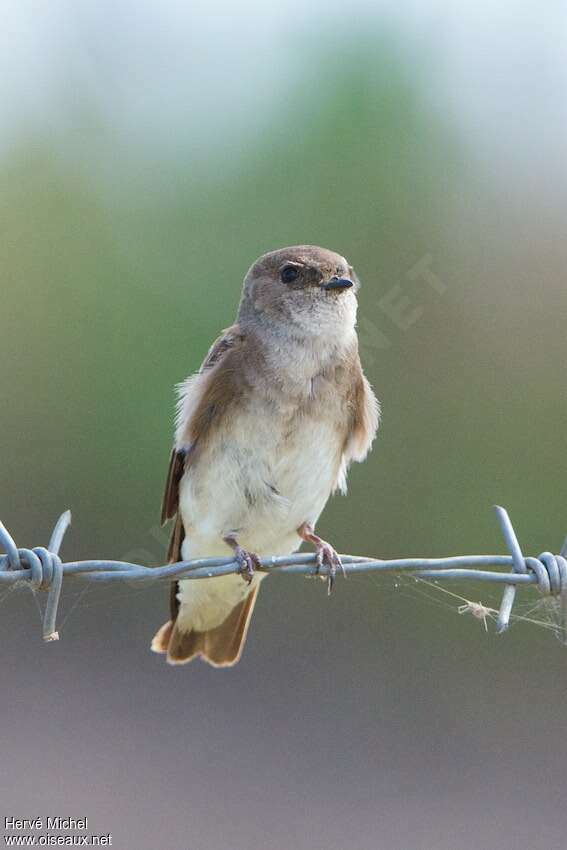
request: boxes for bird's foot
[316,541,344,595]
[297,523,345,595]
[223,537,260,585]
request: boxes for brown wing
[334,351,380,493]
[344,369,380,464]
[161,447,190,526]
[159,325,246,618]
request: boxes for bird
[151,245,380,667]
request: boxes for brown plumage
[152,245,380,667]
[153,587,259,667]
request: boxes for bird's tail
[151,581,260,668]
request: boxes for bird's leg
[297,522,345,595]
[223,535,260,585]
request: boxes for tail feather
[150,619,174,654]
[152,586,259,668]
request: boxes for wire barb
[0,507,565,644]
[0,513,70,641]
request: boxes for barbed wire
[1,506,566,644]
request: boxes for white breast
[176,404,342,632]
[178,400,343,561]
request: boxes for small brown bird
[151,245,379,667]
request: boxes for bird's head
[238,245,359,340]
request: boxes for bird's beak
[321,276,354,291]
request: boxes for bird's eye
[281,265,300,284]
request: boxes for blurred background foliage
[1,4,567,849]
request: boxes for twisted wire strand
[0,506,565,643]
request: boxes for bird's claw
[315,543,344,595]
[234,547,260,584]
[297,523,345,595]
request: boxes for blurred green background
[1,3,567,849]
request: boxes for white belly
[178,405,343,558]
[175,411,342,632]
